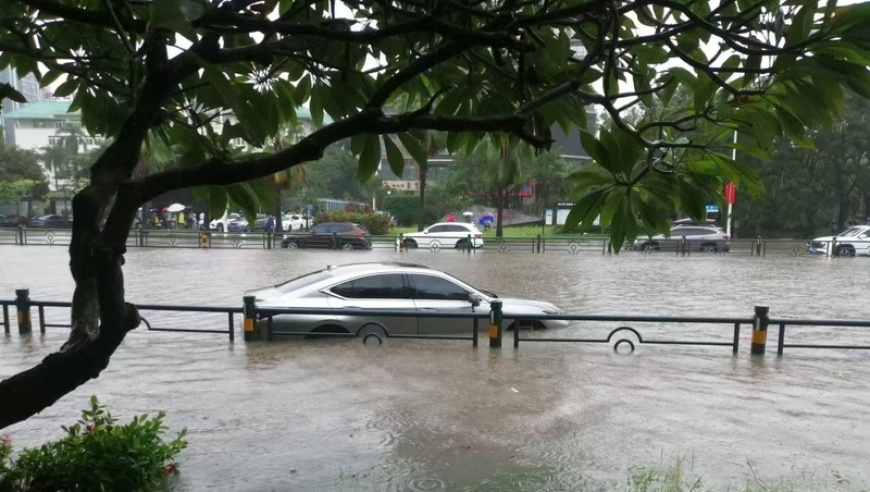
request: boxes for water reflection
[1,247,869,490]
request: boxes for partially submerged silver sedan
[245,262,568,336]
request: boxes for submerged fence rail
[4,289,870,357]
[0,226,857,257]
[0,290,240,341]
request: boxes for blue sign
[306,204,314,212]
[706,205,720,213]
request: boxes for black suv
[281,222,372,250]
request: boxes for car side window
[312,225,330,234]
[411,275,470,301]
[338,224,353,233]
[428,225,446,233]
[447,225,469,233]
[330,274,409,299]
[673,228,706,236]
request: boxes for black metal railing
[0,296,239,341]
[771,318,870,355]
[6,290,870,357]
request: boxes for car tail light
[474,233,481,238]
[723,235,730,240]
[357,231,365,237]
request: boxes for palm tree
[40,124,84,191]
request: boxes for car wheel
[836,245,855,257]
[357,323,388,344]
[700,243,716,252]
[341,242,354,250]
[216,224,224,232]
[245,225,251,232]
[641,243,654,252]
[455,239,469,249]
[283,240,298,249]
[403,239,418,248]
[297,239,307,248]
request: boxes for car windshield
[839,227,866,237]
[274,270,334,293]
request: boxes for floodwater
[2,246,870,491]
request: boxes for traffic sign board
[706,205,720,213]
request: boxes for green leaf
[53,79,79,98]
[397,132,427,167]
[0,82,25,103]
[309,84,324,127]
[786,2,817,46]
[357,134,382,181]
[564,189,609,232]
[742,53,762,89]
[208,187,228,220]
[579,130,611,172]
[382,135,404,179]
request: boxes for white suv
[402,222,484,249]
[808,225,870,256]
[282,213,306,231]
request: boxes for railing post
[2,304,10,334]
[755,236,762,257]
[489,299,503,348]
[266,232,273,250]
[732,322,740,354]
[15,288,31,335]
[38,305,45,334]
[243,295,259,342]
[777,323,785,356]
[398,233,404,252]
[333,232,339,250]
[466,233,472,253]
[536,234,541,254]
[831,237,838,257]
[472,317,478,347]
[751,306,769,355]
[17,225,25,246]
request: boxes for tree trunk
[496,188,504,238]
[417,164,427,232]
[274,189,284,233]
[0,184,141,430]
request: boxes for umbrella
[166,203,186,213]
[478,214,495,226]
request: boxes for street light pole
[726,131,737,237]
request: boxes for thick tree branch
[131,109,533,201]
[19,0,145,32]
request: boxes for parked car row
[0,214,72,229]
[208,212,314,232]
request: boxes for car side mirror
[468,294,482,308]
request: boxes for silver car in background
[245,262,568,337]
[632,224,730,252]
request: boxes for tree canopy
[3,0,870,428]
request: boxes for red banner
[724,182,736,205]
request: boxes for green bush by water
[0,396,187,492]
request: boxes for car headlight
[543,309,562,315]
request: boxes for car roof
[429,222,474,227]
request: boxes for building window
[53,121,66,129]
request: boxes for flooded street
[2,246,870,490]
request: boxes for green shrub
[382,194,418,227]
[315,211,392,235]
[0,396,187,492]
